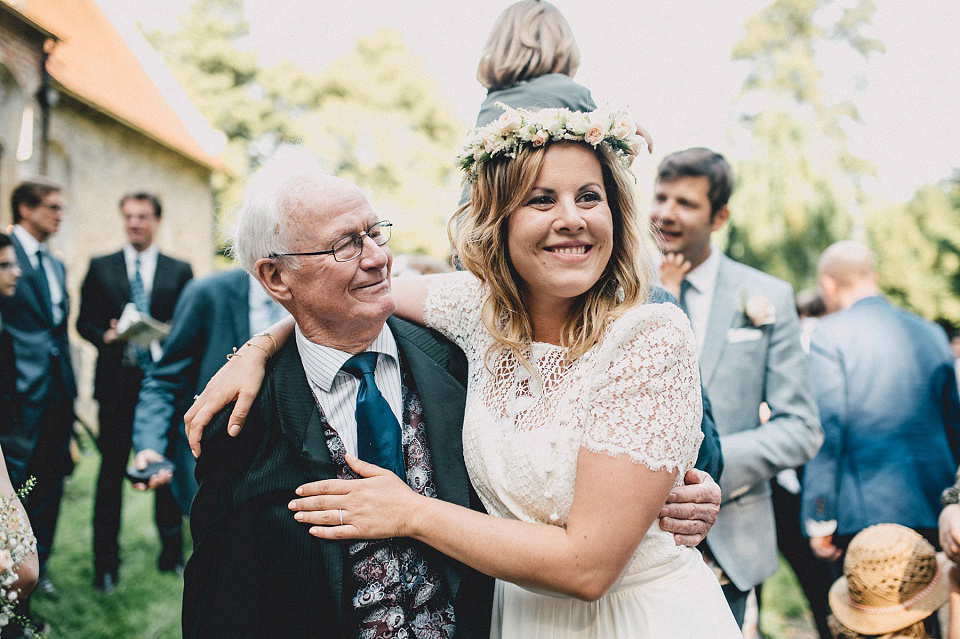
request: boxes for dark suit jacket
[183,317,493,639]
[802,295,960,535]
[0,233,76,464]
[77,249,192,404]
[132,268,250,512]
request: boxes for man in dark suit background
[0,178,78,593]
[803,241,960,635]
[131,267,287,514]
[77,192,193,593]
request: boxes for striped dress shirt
[294,323,402,458]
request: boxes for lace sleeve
[583,304,704,476]
[422,271,486,352]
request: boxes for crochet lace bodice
[423,272,704,575]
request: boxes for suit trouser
[93,367,182,573]
[17,372,76,575]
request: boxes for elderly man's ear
[255,258,293,303]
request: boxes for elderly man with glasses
[182,146,721,639]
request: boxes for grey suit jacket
[132,268,250,512]
[701,255,822,591]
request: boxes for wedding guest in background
[650,147,823,626]
[803,240,960,637]
[77,191,193,593]
[131,267,286,517]
[0,179,77,596]
[0,233,23,437]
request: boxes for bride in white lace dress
[287,107,741,637]
[185,106,741,637]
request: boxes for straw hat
[829,524,950,635]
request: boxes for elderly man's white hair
[230,144,329,273]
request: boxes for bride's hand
[289,455,421,540]
[184,343,269,457]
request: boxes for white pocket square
[727,327,763,343]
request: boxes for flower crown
[458,103,647,181]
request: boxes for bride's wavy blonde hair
[452,140,652,370]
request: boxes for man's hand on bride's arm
[657,469,721,547]
[184,316,296,457]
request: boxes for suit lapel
[271,344,344,622]
[151,254,171,313]
[700,256,742,387]
[229,271,251,343]
[12,236,52,325]
[108,252,132,305]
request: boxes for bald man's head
[818,241,879,312]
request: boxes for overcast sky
[99,0,960,204]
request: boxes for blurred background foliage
[151,0,960,326]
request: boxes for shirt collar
[685,247,721,295]
[12,224,43,256]
[295,322,399,392]
[123,242,158,264]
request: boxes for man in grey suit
[131,268,286,514]
[650,148,823,625]
[0,178,78,592]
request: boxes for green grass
[759,556,819,639]
[29,434,187,639]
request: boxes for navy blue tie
[341,352,405,481]
[679,278,693,318]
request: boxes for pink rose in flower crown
[481,131,501,154]
[494,110,523,135]
[610,118,634,140]
[532,129,550,147]
[743,294,776,327]
[0,549,11,574]
[584,123,607,146]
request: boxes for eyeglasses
[270,220,392,263]
[39,202,66,212]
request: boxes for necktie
[129,256,152,369]
[679,278,693,318]
[341,352,405,481]
[34,249,54,322]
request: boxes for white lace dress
[424,272,741,638]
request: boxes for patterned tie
[34,249,54,322]
[341,352,405,481]
[129,256,152,369]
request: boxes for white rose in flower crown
[540,110,568,135]
[494,110,523,134]
[532,129,550,147]
[566,112,590,135]
[743,294,776,327]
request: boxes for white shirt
[247,274,288,335]
[123,243,158,300]
[13,224,64,325]
[295,323,402,457]
[682,248,722,353]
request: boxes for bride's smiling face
[507,142,613,316]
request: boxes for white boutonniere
[741,292,776,327]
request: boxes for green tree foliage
[869,175,960,324]
[148,1,463,257]
[726,0,883,290]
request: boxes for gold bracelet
[252,331,278,355]
[226,347,241,362]
[245,341,272,360]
